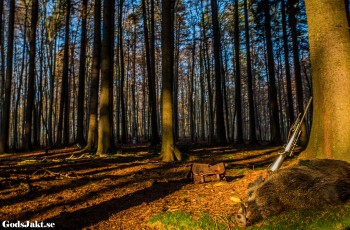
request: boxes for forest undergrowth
[1,144,347,229]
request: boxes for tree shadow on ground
[45,180,187,229]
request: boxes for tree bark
[210,0,227,145]
[24,0,39,151]
[119,0,127,144]
[281,0,295,127]
[0,0,15,153]
[288,0,308,146]
[77,0,88,146]
[86,0,101,150]
[142,0,160,146]
[234,0,243,144]
[160,0,183,162]
[0,0,4,129]
[57,0,71,145]
[244,0,257,144]
[97,0,114,154]
[263,0,281,144]
[302,0,350,161]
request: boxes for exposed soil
[0,144,298,229]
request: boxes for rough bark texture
[86,0,101,150]
[97,0,114,154]
[160,0,182,162]
[302,0,350,161]
[210,0,227,145]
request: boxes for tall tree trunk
[201,0,214,144]
[199,40,206,141]
[0,0,15,153]
[303,0,350,161]
[263,0,281,144]
[173,13,180,142]
[0,0,4,128]
[57,0,71,145]
[160,0,183,162]
[131,16,137,143]
[97,0,114,154]
[150,0,159,144]
[189,30,196,143]
[77,0,88,146]
[281,0,295,127]
[288,0,308,146]
[142,0,160,146]
[48,36,58,147]
[210,0,227,145]
[119,0,127,144]
[24,0,39,151]
[86,0,101,150]
[234,0,243,144]
[345,0,350,28]
[244,0,257,144]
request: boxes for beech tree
[86,0,101,150]
[97,0,115,154]
[160,0,183,162]
[302,0,350,161]
[210,0,227,145]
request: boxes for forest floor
[0,143,299,229]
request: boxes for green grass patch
[241,202,350,230]
[148,211,226,230]
[150,203,350,229]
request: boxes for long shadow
[45,180,187,229]
[16,170,188,222]
[0,153,157,177]
[0,162,175,208]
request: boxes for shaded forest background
[0,0,348,154]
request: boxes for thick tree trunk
[210,0,227,145]
[24,0,39,151]
[160,0,183,162]
[97,0,114,154]
[302,0,350,161]
[86,0,101,150]
[0,0,15,153]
